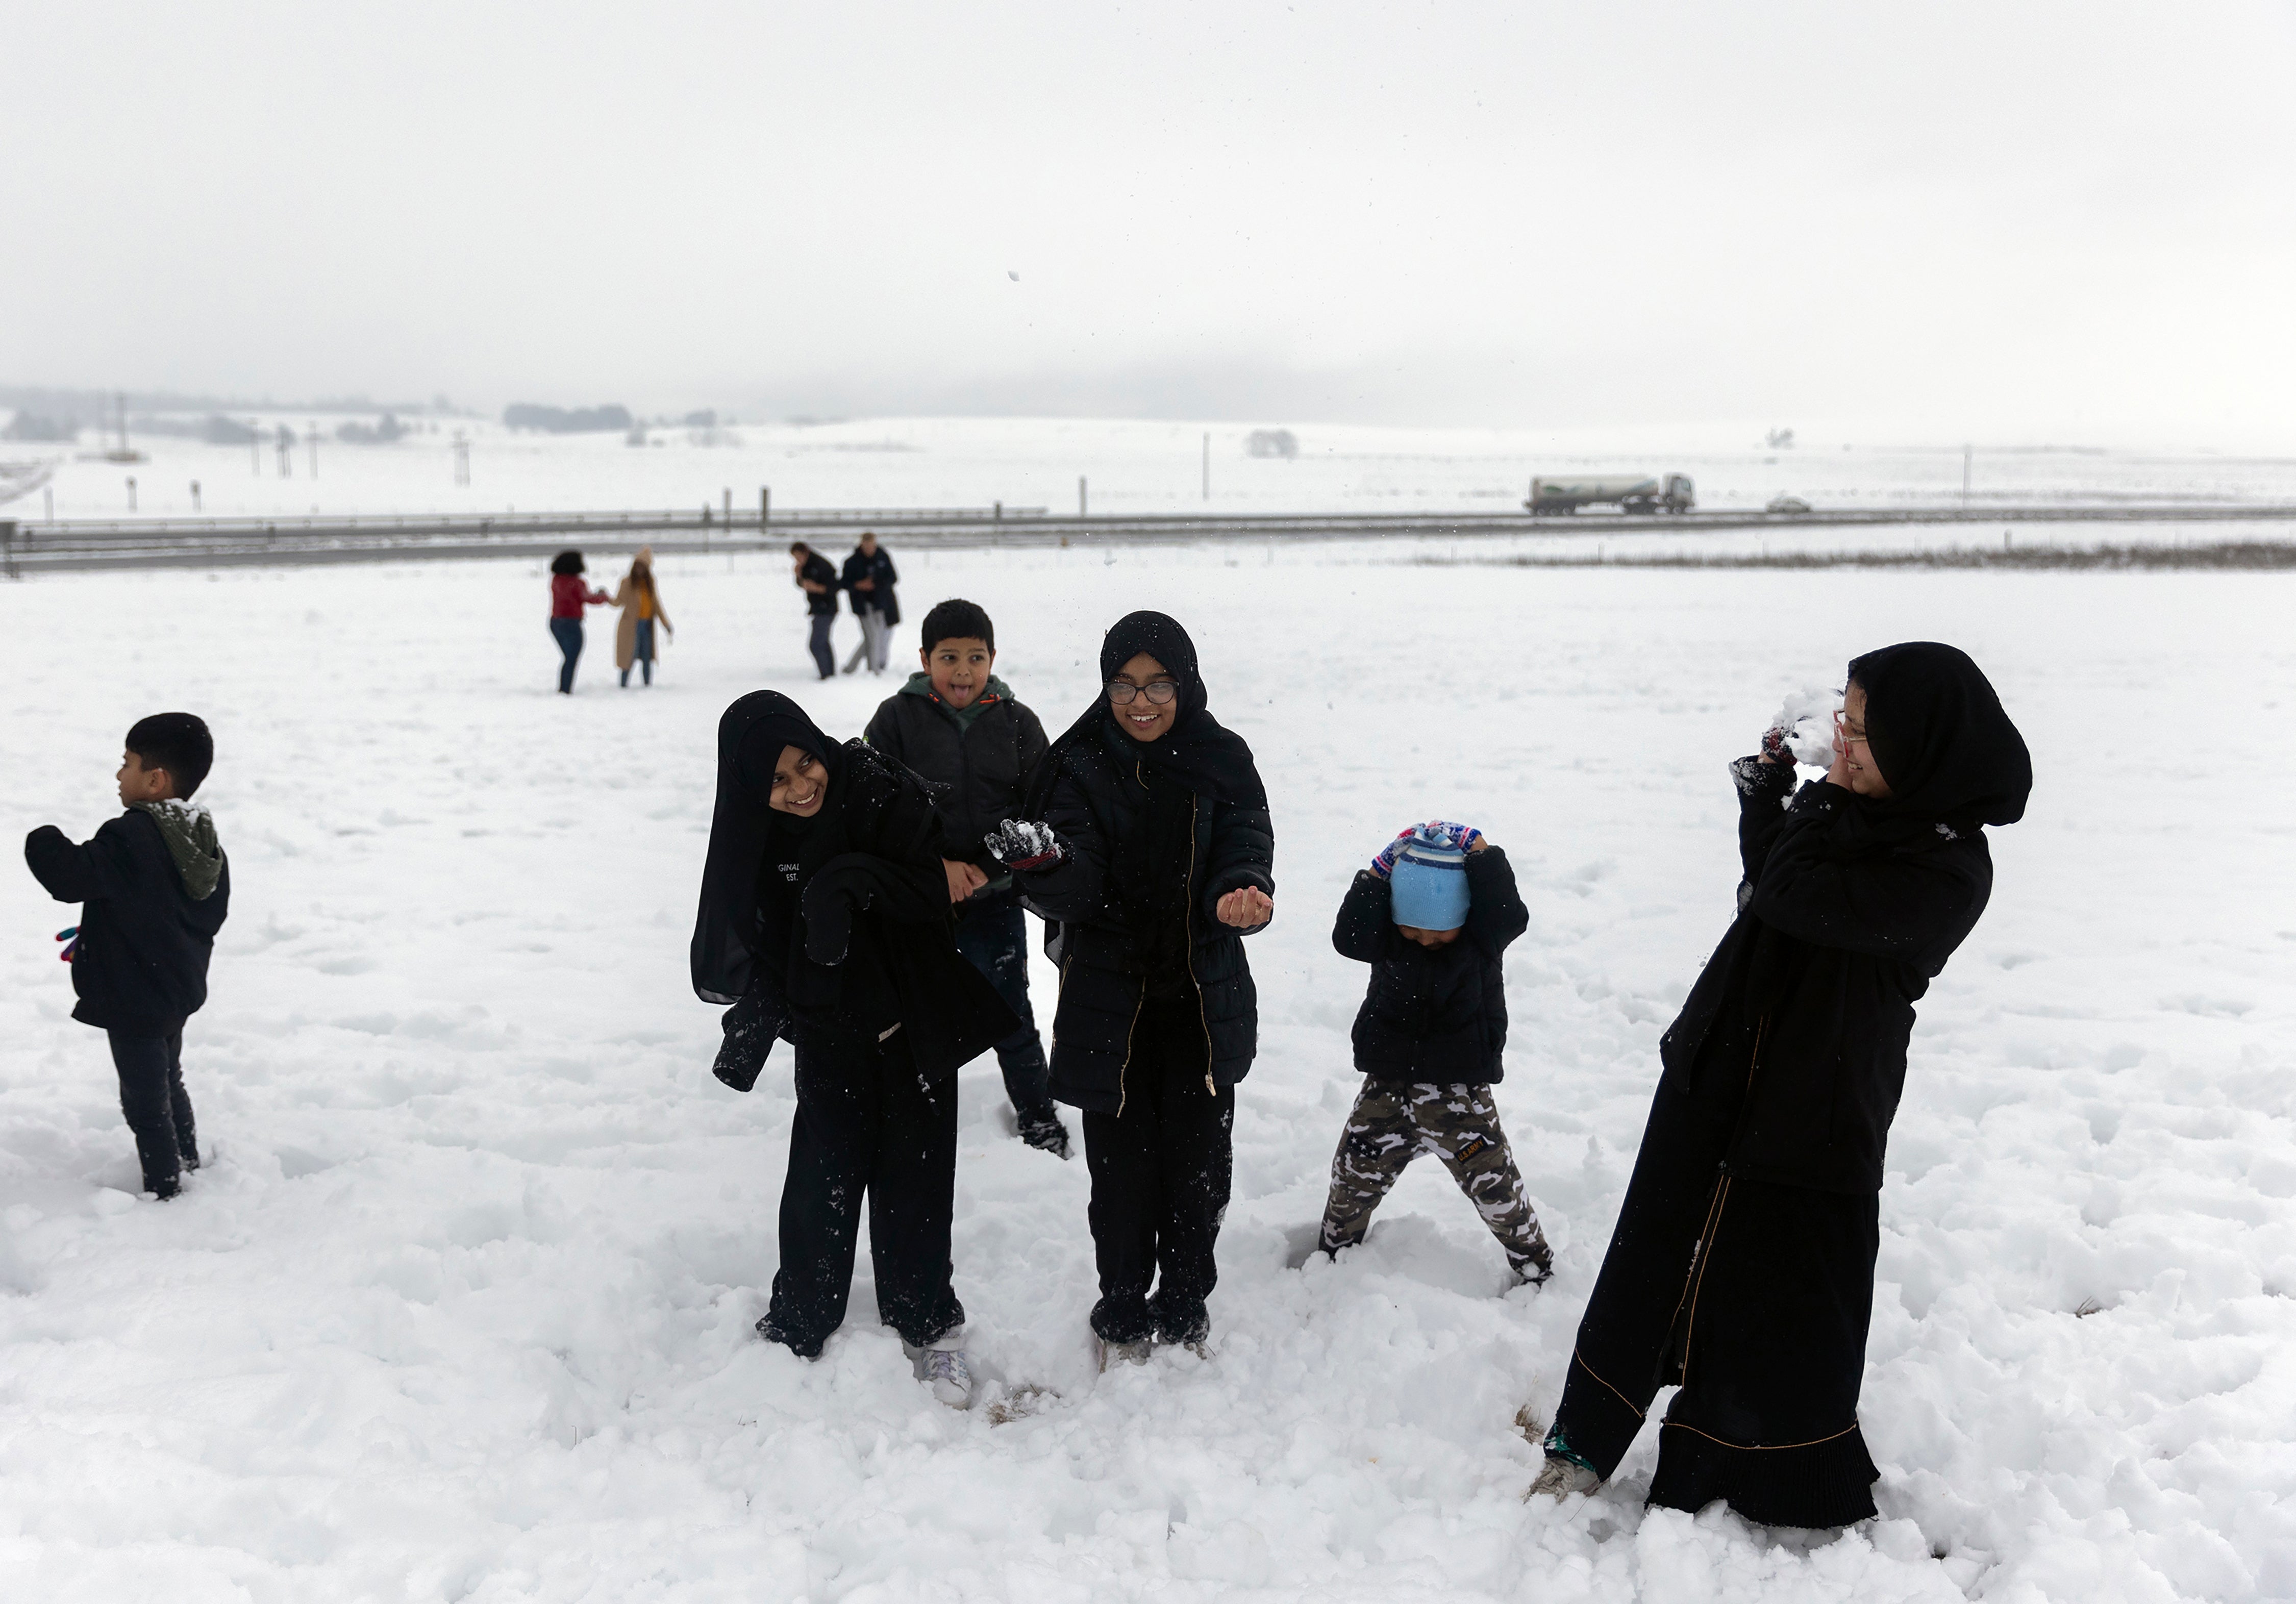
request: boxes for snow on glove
[1369,820,1482,879]
[55,925,78,963]
[984,819,1063,872]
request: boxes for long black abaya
[1549,643,2030,1528]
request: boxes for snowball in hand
[1771,685,1841,767]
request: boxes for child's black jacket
[26,811,232,1035]
[1332,847,1527,1084]
[864,680,1049,881]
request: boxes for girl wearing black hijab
[1531,643,2031,1527]
[988,612,1276,1366]
[691,690,1017,1406]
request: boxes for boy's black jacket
[1656,762,1993,1194]
[26,812,232,1034]
[1332,847,1528,1084]
[864,680,1050,889]
[1017,720,1274,1114]
[796,552,841,617]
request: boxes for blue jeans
[550,617,583,692]
[807,613,836,679]
[953,896,1053,1114]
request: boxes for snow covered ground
[2,549,2291,1602]
[13,411,2296,524]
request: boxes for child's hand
[943,859,988,904]
[985,819,1062,872]
[1216,887,1273,928]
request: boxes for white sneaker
[1096,1336,1153,1372]
[1526,1453,1602,1500]
[905,1332,975,1409]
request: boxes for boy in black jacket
[864,598,1069,1157]
[25,713,231,1199]
[1317,820,1552,1285]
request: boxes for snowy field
[2,549,2292,1602]
[14,412,2296,525]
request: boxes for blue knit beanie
[1389,826,1471,931]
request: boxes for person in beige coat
[612,549,674,687]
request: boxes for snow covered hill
[0,548,2289,1600]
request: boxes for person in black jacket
[989,612,1275,1366]
[838,532,900,676]
[690,690,1018,1407]
[789,542,841,680]
[1531,642,2032,1528]
[863,598,1068,1157]
[1317,821,1552,1285]
[24,713,231,1199]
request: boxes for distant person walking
[612,547,674,688]
[791,542,841,680]
[548,550,612,694]
[840,532,900,675]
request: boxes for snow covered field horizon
[3,549,2291,1601]
[13,412,2296,528]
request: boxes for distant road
[5,501,2295,574]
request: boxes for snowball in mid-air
[1007,270,1019,282]
[1772,684,1840,767]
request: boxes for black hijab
[1029,611,1268,814]
[1847,642,2031,839]
[690,690,845,1004]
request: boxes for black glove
[984,819,1063,872]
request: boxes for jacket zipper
[1185,791,1215,1093]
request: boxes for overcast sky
[5,1,2292,442]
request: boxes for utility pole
[1079,475,1088,516]
[760,485,770,530]
[1202,432,1210,500]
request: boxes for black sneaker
[1017,1108,1072,1160]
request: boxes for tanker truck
[1527,472,1695,515]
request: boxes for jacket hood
[131,799,224,900]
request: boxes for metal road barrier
[4,502,2294,576]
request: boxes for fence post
[760,486,770,532]
[2,520,15,581]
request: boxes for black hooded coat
[690,691,1017,1091]
[1552,642,2032,1529]
[1011,613,1275,1114]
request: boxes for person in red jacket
[549,550,612,693]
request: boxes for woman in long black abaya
[1532,642,2032,1528]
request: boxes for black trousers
[952,897,1053,1116]
[1080,1002,1233,1344]
[763,1030,964,1358]
[106,1030,196,1197]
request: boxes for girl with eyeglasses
[986,612,1275,1368]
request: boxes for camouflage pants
[1318,1081,1552,1280]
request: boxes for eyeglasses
[1107,679,1179,706]
[1832,708,1870,748]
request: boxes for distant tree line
[504,403,633,434]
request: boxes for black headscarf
[1029,611,1268,815]
[690,690,845,1004]
[1846,642,2031,839]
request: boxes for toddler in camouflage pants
[1317,821,1552,1285]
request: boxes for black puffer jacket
[1016,721,1275,1114]
[26,811,232,1035]
[840,547,900,623]
[1333,847,1528,1084]
[1657,760,1992,1194]
[864,675,1049,882]
[796,552,840,617]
